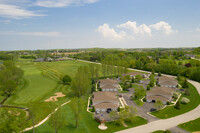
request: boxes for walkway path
[23,100,71,132]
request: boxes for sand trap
[8,110,21,116]
[45,92,66,102]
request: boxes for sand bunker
[8,110,21,116]
[45,92,66,102]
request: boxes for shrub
[175,100,181,109]
[92,106,95,112]
[165,130,171,133]
[173,92,180,99]
[99,88,102,91]
[181,97,190,104]
[166,101,170,105]
[89,99,93,107]
[147,85,150,91]
[117,107,120,112]
[62,75,72,85]
[158,72,161,76]
[143,98,146,102]
[184,89,190,96]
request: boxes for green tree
[135,75,142,83]
[71,66,90,97]
[62,75,72,85]
[69,97,83,128]
[134,87,146,99]
[0,108,26,133]
[182,79,188,88]
[175,100,181,109]
[131,77,135,83]
[149,74,155,87]
[48,103,66,133]
[154,100,164,110]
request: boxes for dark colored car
[150,108,157,112]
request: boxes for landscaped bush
[166,101,170,105]
[175,100,181,109]
[92,106,95,112]
[158,72,161,76]
[147,85,150,91]
[184,89,190,96]
[173,92,180,99]
[99,88,102,91]
[143,98,146,102]
[181,97,190,104]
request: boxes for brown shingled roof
[146,95,169,102]
[93,92,118,102]
[94,102,118,109]
[101,85,117,89]
[148,87,175,96]
[99,79,118,85]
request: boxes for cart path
[23,100,71,132]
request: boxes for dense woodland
[69,47,200,82]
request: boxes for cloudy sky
[0,0,200,50]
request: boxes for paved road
[116,80,200,133]
[76,59,200,133]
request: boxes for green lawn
[179,117,200,132]
[133,99,144,107]
[5,64,58,105]
[26,99,147,133]
[151,83,200,119]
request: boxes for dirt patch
[44,92,66,102]
[8,110,21,116]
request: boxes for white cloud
[97,21,176,41]
[97,24,126,40]
[196,27,200,32]
[0,31,61,37]
[0,19,10,24]
[35,0,99,8]
[0,4,44,19]
[150,21,174,35]
[117,21,152,36]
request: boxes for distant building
[98,79,119,91]
[122,72,150,79]
[146,87,176,104]
[184,54,196,59]
[157,76,178,88]
[35,58,45,62]
[92,92,119,113]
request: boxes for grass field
[26,98,147,133]
[5,64,58,105]
[178,117,200,132]
[151,83,200,119]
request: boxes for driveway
[116,80,200,133]
[122,92,159,122]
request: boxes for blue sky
[0,0,200,50]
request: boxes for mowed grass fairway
[8,64,57,104]
[151,83,200,119]
[6,60,90,105]
[41,60,90,77]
